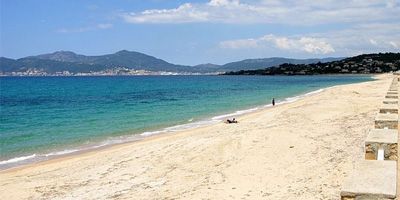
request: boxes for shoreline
[0,74,391,199]
[0,73,382,77]
[0,76,371,171]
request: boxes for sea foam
[0,154,37,165]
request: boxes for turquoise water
[0,75,372,168]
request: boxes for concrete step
[379,104,399,114]
[365,129,398,160]
[387,91,398,95]
[383,99,398,104]
[385,94,398,99]
[340,160,397,199]
[375,113,399,129]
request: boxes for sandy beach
[0,74,393,200]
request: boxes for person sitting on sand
[226,118,238,124]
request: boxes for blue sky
[1,0,399,65]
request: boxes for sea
[0,75,373,169]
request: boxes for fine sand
[0,74,393,200]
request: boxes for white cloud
[369,39,378,45]
[219,39,259,49]
[57,23,113,33]
[208,0,240,7]
[219,22,400,56]
[390,41,399,48]
[122,3,209,23]
[121,0,400,25]
[387,0,398,8]
[57,27,91,33]
[220,34,335,54]
[299,37,335,54]
[97,23,113,29]
[117,0,400,57]
[315,23,400,54]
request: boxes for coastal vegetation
[223,53,400,75]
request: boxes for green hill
[224,53,400,75]
[219,57,342,72]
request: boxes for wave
[0,154,37,165]
[0,87,326,170]
[44,149,79,157]
[141,119,218,137]
[211,107,259,120]
[281,89,324,104]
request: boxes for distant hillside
[192,63,221,71]
[1,50,344,75]
[24,50,193,72]
[219,57,342,72]
[224,53,400,75]
[29,51,89,63]
[0,57,105,73]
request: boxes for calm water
[0,75,372,168]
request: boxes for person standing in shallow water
[272,98,275,106]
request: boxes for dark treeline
[223,53,400,75]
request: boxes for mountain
[28,51,89,63]
[0,57,106,73]
[0,50,199,74]
[0,50,345,75]
[192,63,222,71]
[0,57,21,72]
[25,50,193,72]
[218,57,343,72]
[343,52,399,63]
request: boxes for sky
[0,0,399,65]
